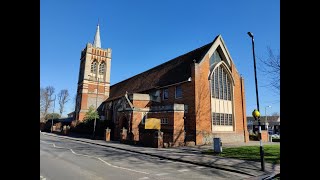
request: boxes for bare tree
[40,86,55,122]
[58,89,70,116]
[260,47,280,94]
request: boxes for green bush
[70,121,93,134]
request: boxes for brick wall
[80,94,88,110]
[231,64,249,142]
[158,81,195,143]
[132,100,150,108]
[146,112,173,144]
[78,112,86,122]
[211,132,245,143]
[192,54,248,145]
[173,111,185,146]
[241,78,249,142]
[232,63,245,133]
[261,130,269,142]
[194,54,213,145]
[143,110,185,147]
[131,111,142,141]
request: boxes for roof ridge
[110,40,214,88]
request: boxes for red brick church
[74,24,249,147]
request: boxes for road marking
[138,177,149,180]
[40,175,46,180]
[40,140,149,175]
[155,173,169,176]
[178,169,189,172]
[196,166,205,169]
[98,158,149,174]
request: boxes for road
[40,134,251,180]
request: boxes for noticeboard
[145,118,161,130]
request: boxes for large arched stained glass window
[210,48,234,128]
[210,50,223,66]
[211,65,232,100]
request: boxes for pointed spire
[93,20,101,48]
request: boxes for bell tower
[75,23,112,121]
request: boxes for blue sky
[40,0,280,117]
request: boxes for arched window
[211,65,233,127]
[210,48,234,128]
[211,65,232,100]
[210,50,223,67]
[91,60,97,73]
[99,62,105,75]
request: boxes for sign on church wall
[145,118,161,130]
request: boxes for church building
[74,24,249,146]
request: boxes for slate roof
[107,36,218,101]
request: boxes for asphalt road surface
[40,134,251,180]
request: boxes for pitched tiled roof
[107,37,217,101]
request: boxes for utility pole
[265,106,271,131]
[92,77,99,139]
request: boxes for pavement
[40,131,280,179]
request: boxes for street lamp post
[265,105,272,131]
[51,95,56,133]
[248,32,265,171]
[92,77,99,139]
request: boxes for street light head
[252,109,260,120]
[247,32,254,38]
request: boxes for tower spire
[93,20,101,48]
